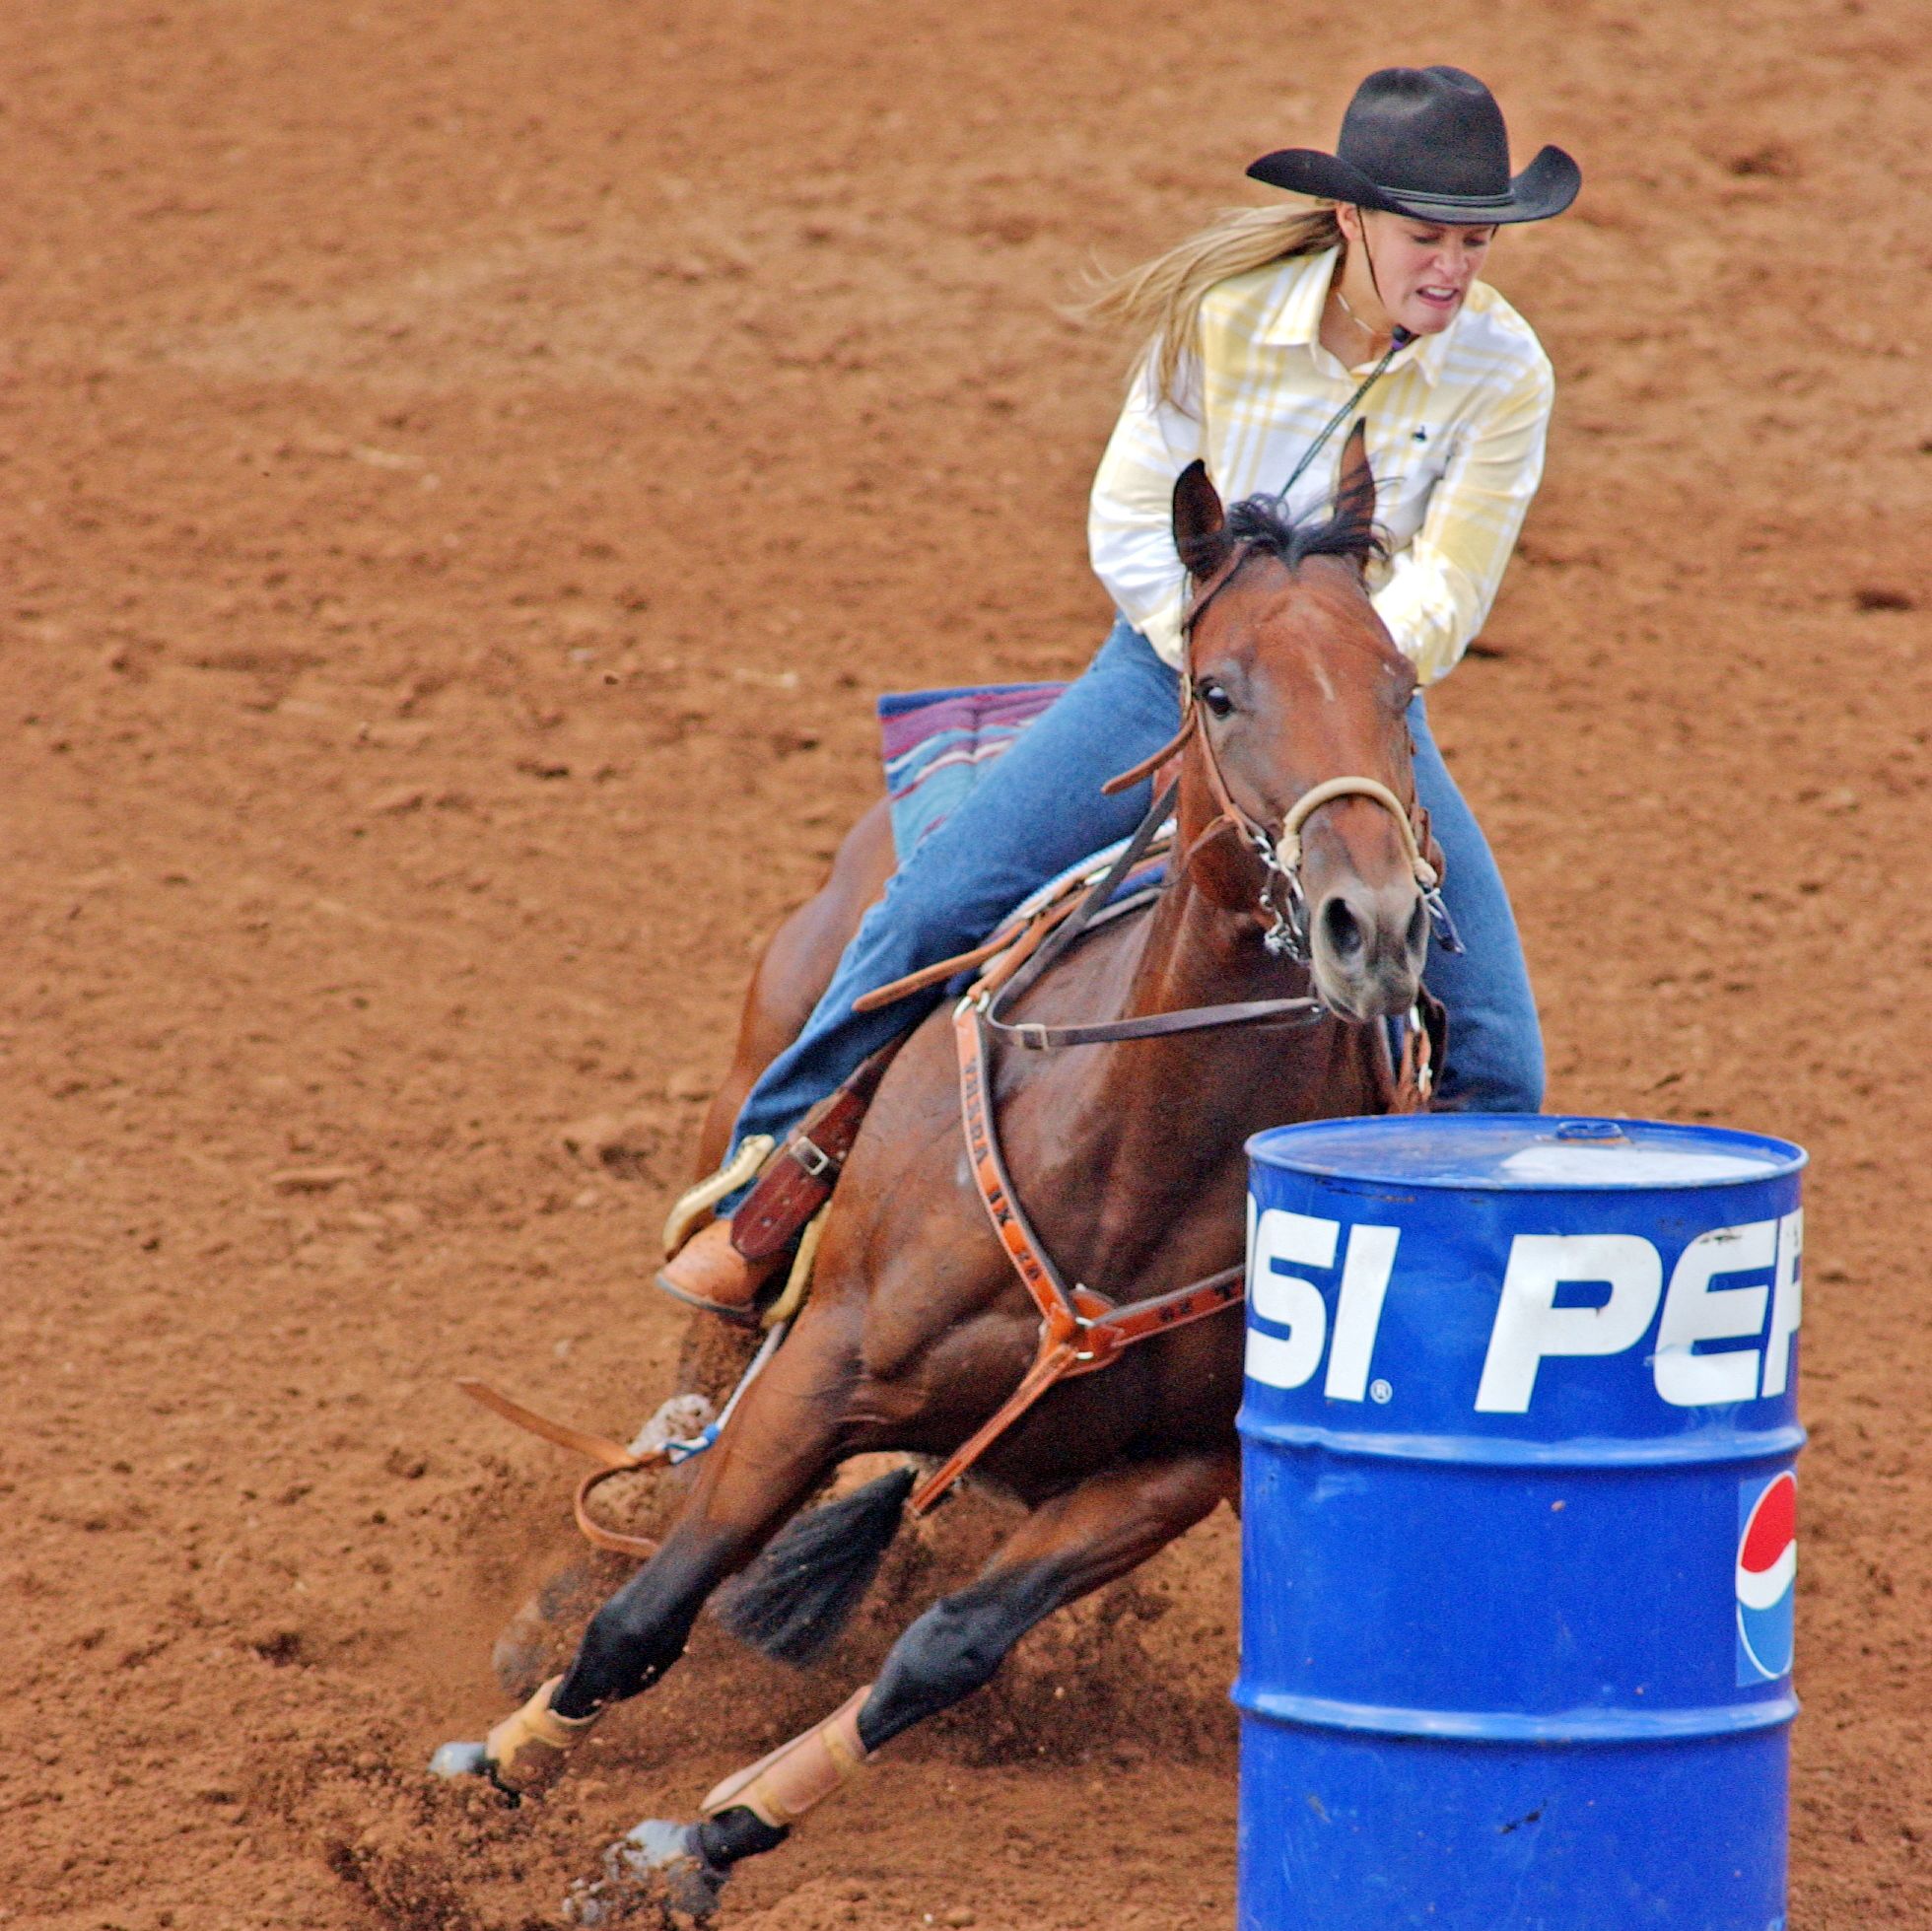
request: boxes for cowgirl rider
[662,66,1581,1316]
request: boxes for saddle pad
[878,681,1066,862]
[997,836,1170,930]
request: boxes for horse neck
[1052,865,1378,1283]
[1130,831,1276,1015]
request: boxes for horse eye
[1198,680,1235,719]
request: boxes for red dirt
[2,2,1927,1926]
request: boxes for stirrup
[661,1135,775,1261]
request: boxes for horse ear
[1335,418,1377,557]
[1172,459,1228,581]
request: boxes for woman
[662,65,1580,1315]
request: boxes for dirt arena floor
[3,1,1927,1925]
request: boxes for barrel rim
[1234,1417,1809,1466]
[1245,1112,1808,1191]
[1230,1683,1801,1744]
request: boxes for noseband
[1104,542,1456,964]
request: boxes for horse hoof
[427,1740,492,1780]
[562,1819,727,1926]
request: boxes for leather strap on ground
[457,1377,664,1558]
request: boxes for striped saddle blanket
[877,680,1171,940]
[877,681,1066,862]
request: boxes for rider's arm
[1371,349,1553,686]
[1087,347,1205,670]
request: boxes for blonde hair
[1079,203,1342,403]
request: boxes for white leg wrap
[484,1674,601,1793]
[699,1686,871,1829]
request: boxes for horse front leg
[570,1445,1238,1922]
[432,1315,862,1799]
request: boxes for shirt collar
[1257,247,1337,352]
[1258,245,1454,388]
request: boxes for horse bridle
[1103,541,1457,964]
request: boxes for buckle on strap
[1014,1022,1051,1052]
[791,1135,838,1182]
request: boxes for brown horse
[436,440,1434,1921]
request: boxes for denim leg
[726,618,1182,1162]
[1409,696,1545,1113]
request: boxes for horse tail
[713,1467,915,1666]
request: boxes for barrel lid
[1246,1113,1806,1190]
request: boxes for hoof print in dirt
[563,1820,727,1927]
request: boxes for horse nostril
[1321,895,1364,963]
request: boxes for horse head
[1170,427,1432,1024]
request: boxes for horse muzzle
[1306,876,1428,1023]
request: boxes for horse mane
[1221,490,1389,575]
[1199,489,1409,683]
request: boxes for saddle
[662,791,1441,1334]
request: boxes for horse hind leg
[572,1447,1238,1917]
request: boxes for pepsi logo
[1245,1204,1804,1414]
[1736,1471,1797,1683]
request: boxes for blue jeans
[728,619,1542,1173]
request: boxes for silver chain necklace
[1334,287,1392,354]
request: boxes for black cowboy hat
[1248,66,1579,225]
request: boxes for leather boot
[655,1219,786,1325]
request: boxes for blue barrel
[1236,1115,1805,1931]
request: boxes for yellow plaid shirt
[1088,246,1553,684]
